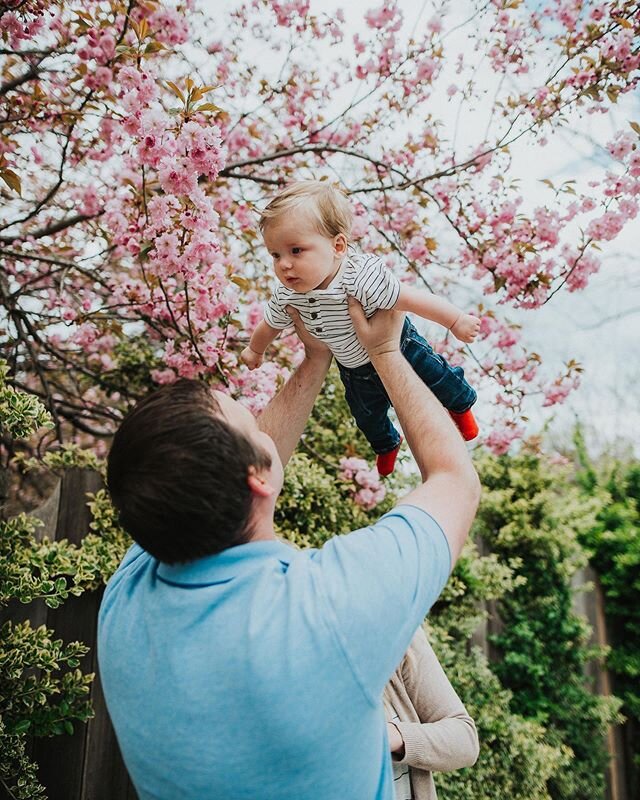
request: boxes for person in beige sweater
[383,626,479,800]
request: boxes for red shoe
[376,438,403,477]
[449,409,479,441]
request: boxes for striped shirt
[264,252,401,368]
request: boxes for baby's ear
[334,233,348,254]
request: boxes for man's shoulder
[100,544,153,607]
[317,504,449,562]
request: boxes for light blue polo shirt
[97,504,451,800]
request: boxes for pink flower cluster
[72,9,239,385]
[452,138,639,308]
[364,2,402,32]
[233,360,291,415]
[269,0,311,30]
[487,6,529,76]
[484,423,525,456]
[339,457,386,510]
[77,28,116,64]
[542,373,580,407]
[0,8,45,48]
[147,5,190,45]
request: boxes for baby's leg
[338,365,401,455]
[401,323,477,413]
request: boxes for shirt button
[308,297,316,303]
[311,312,318,319]
[316,327,323,333]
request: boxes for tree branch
[0,212,104,244]
[0,64,41,95]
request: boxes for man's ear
[247,465,275,498]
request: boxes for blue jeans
[337,318,477,455]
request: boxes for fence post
[28,469,136,800]
[572,565,628,800]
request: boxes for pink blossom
[415,56,438,83]
[148,5,190,45]
[85,66,113,90]
[177,121,225,180]
[339,457,386,510]
[606,131,635,160]
[157,157,199,197]
[364,2,402,32]
[353,34,366,54]
[542,374,579,407]
[78,184,102,216]
[234,361,290,415]
[485,423,524,455]
[0,12,26,48]
[535,86,550,102]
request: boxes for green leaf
[12,719,32,735]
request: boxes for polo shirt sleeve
[263,288,293,329]
[344,254,400,311]
[310,504,451,704]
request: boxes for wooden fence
[2,469,136,800]
[2,470,633,800]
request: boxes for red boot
[376,438,403,477]
[449,409,479,441]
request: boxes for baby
[240,181,480,476]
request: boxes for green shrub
[431,626,571,800]
[0,362,130,799]
[575,429,640,790]
[474,450,622,800]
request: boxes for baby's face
[263,208,345,292]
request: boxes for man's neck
[246,520,278,543]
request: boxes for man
[98,301,480,800]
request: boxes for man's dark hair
[107,379,271,564]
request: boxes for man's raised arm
[348,299,480,563]
[256,308,332,468]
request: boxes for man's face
[212,390,284,496]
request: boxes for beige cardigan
[383,627,479,800]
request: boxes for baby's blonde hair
[259,180,353,241]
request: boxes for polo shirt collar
[155,539,295,586]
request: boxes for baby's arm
[240,320,281,370]
[395,285,480,344]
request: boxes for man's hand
[347,297,404,359]
[240,346,264,370]
[285,306,331,361]
[451,314,481,344]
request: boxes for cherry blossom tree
[1,0,638,475]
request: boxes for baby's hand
[240,346,264,370]
[451,314,481,343]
